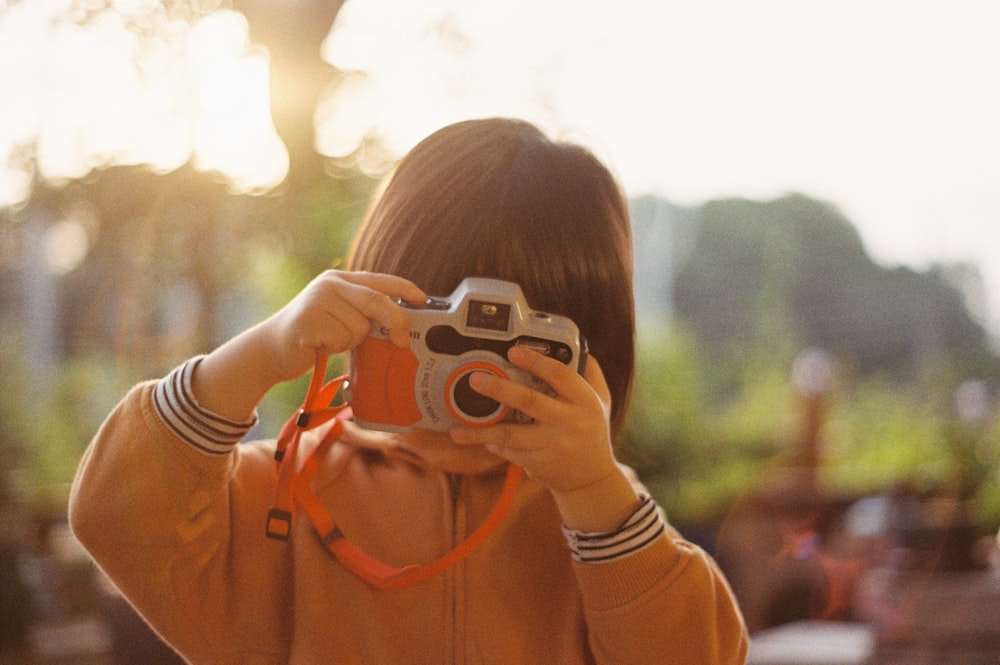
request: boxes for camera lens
[452,372,502,418]
[445,362,510,426]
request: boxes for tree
[0,0,361,507]
[663,193,1000,383]
[629,193,1000,528]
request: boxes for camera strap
[265,353,524,590]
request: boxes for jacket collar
[338,421,508,476]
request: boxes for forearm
[191,322,283,423]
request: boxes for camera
[347,277,587,432]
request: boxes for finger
[334,276,421,347]
[467,370,559,423]
[338,271,427,304]
[320,302,372,351]
[448,426,523,469]
[450,421,537,452]
[506,345,593,404]
[582,355,612,409]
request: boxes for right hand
[192,271,425,423]
[258,270,427,384]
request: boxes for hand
[450,347,640,531]
[258,270,426,384]
[191,271,425,422]
[450,346,614,491]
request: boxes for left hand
[449,346,618,494]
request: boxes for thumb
[583,355,612,411]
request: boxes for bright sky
[2,0,999,334]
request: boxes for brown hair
[348,118,635,438]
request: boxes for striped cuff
[152,357,258,455]
[562,495,666,564]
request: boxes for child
[70,118,748,664]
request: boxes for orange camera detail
[348,338,421,427]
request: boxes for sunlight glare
[34,12,187,181]
[0,2,288,206]
[316,0,612,163]
[42,218,90,275]
[0,163,31,208]
[189,11,288,193]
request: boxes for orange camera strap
[265,354,524,590]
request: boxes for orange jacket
[70,381,748,664]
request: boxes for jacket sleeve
[68,381,290,664]
[571,474,749,665]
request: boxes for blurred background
[1,1,998,663]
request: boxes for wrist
[550,467,641,533]
[191,324,281,422]
[562,494,664,564]
[153,358,258,455]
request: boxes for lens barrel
[445,362,509,426]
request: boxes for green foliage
[31,356,133,506]
[625,322,794,524]
[0,326,131,510]
[0,329,32,502]
[665,193,1000,380]
[821,379,950,494]
[628,320,1000,531]
[627,193,1000,530]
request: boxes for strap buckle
[265,507,293,541]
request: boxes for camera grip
[349,339,422,427]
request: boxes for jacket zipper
[447,473,464,665]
